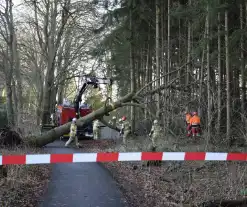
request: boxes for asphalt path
[39,141,126,207]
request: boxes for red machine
[55,105,93,139]
[56,105,92,126]
[41,76,113,139]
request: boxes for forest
[1,1,247,206]
[0,0,247,145]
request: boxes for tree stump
[0,126,23,147]
[0,165,7,178]
[143,146,162,167]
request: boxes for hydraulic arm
[73,76,113,118]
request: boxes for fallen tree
[28,63,189,147]
[30,92,135,147]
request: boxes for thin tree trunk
[240,2,245,121]
[186,0,191,92]
[225,9,231,142]
[12,79,18,124]
[155,0,160,118]
[12,31,23,125]
[3,46,15,127]
[199,47,205,117]
[144,37,150,119]
[129,4,135,130]
[166,0,170,128]
[161,0,165,85]
[206,4,211,138]
[217,12,222,135]
[167,0,170,84]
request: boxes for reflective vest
[93,120,100,130]
[70,123,77,137]
[122,120,131,132]
[189,115,201,125]
[151,123,161,137]
[186,113,192,124]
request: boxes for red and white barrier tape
[0,152,246,165]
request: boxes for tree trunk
[240,2,245,122]
[217,12,222,135]
[225,9,231,142]
[199,46,205,117]
[5,75,15,127]
[129,4,135,130]
[144,28,150,119]
[12,79,18,124]
[166,0,170,128]
[206,5,211,139]
[41,0,70,125]
[167,0,170,84]
[186,0,191,95]
[31,92,135,147]
[161,0,165,85]
[12,31,23,125]
[155,0,160,118]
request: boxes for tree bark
[155,0,160,118]
[240,2,245,121]
[4,58,15,127]
[225,9,231,142]
[41,0,70,125]
[186,0,191,95]
[144,26,150,119]
[167,0,170,84]
[129,4,136,130]
[12,30,23,126]
[206,4,211,139]
[31,92,135,147]
[217,12,222,135]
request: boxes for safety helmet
[192,112,198,116]
[122,116,126,121]
[154,120,158,124]
[112,116,116,119]
[72,118,77,122]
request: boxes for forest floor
[79,138,247,207]
[0,147,51,207]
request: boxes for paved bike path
[39,141,126,207]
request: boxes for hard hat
[192,112,198,116]
[112,116,116,119]
[122,116,126,121]
[72,118,77,122]
[154,120,158,124]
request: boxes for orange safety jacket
[189,115,201,125]
[185,113,192,124]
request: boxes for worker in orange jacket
[185,111,192,137]
[188,112,201,137]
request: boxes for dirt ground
[79,139,247,207]
[0,147,51,207]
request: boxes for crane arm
[74,76,113,118]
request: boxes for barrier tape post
[0,152,246,165]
